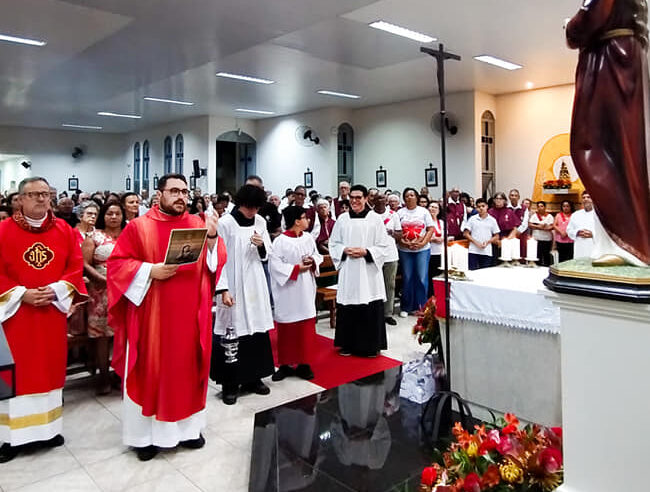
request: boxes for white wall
[0,125,125,193]
[351,92,477,199]
[124,116,210,194]
[495,85,575,198]
[256,107,351,197]
[254,93,478,199]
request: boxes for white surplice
[214,214,274,337]
[269,233,323,323]
[329,211,390,305]
[566,209,595,259]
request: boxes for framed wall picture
[68,177,79,191]
[376,168,387,188]
[189,175,196,190]
[425,166,438,187]
[304,171,313,189]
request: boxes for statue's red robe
[567,0,650,264]
[108,206,226,422]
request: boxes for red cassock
[0,213,87,395]
[107,206,226,422]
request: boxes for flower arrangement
[413,296,441,348]
[420,414,563,492]
[542,179,571,190]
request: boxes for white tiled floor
[0,315,426,492]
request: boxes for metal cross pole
[421,44,460,388]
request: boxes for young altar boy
[269,206,323,381]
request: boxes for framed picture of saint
[376,168,387,188]
[425,167,438,187]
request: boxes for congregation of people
[0,174,596,464]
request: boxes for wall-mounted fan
[430,113,459,136]
[295,125,320,146]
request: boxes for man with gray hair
[0,177,87,462]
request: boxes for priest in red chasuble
[0,177,87,463]
[107,173,226,461]
[566,0,650,266]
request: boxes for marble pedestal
[545,291,650,492]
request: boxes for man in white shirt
[462,198,500,270]
[527,200,555,266]
[567,191,595,259]
[373,194,402,326]
[332,181,350,219]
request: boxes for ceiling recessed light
[474,55,523,71]
[368,21,436,43]
[0,33,47,47]
[97,111,142,119]
[235,108,275,115]
[525,81,535,89]
[217,72,275,85]
[62,124,103,130]
[317,90,361,99]
[144,97,194,106]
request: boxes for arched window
[163,136,172,174]
[337,123,354,184]
[142,140,150,192]
[175,134,184,174]
[481,111,496,199]
[133,142,141,193]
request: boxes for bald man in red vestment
[0,177,87,463]
[108,174,226,461]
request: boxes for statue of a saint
[566,0,650,267]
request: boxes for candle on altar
[500,238,513,261]
[441,244,469,272]
[511,238,521,260]
[526,238,538,261]
[451,243,469,272]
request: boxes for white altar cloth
[442,266,560,334]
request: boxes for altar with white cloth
[434,266,561,426]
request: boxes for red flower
[551,427,563,439]
[478,438,497,455]
[539,447,563,473]
[504,413,520,427]
[421,466,437,486]
[463,473,481,492]
[501,424,517,435]
[481,465,501,488]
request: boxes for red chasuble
[0,212,87,395]
[107,206,226,422]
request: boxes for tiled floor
[0,315,426,492]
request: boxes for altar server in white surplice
[211,185,275,406]
[566,191,595,259]
[330,184,391,358]
[269,206,323,382]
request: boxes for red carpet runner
[269,329,402,389]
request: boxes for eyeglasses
[349,195,364,200]
[22,191,51,200]
[162,188,190,197]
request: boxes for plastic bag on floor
[399,354,437,404]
